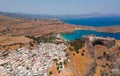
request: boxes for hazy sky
[0,0,120,15]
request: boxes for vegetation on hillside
[68,39,85,53]
[26,33,56,44]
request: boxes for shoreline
[57,34,69,41]
[74,25,120,33]
[0,15,120,40]
[60,29,120,41]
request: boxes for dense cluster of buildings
[0,43,67,76]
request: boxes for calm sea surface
[60,17,120,40]
[61,16,120,27]
[61,30,120,41]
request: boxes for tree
[49,71,53,75]
[81,52,84,56]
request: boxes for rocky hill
[0,15,76,37]
[0,15,77,50]
[0,15,120,76]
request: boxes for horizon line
[0,11,120,16]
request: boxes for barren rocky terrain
[0,15,77,37]
[0,15,120,76]
[0,15,120,37]
[0,15,120,52]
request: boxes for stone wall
[105,40,115,48]
[82,35,115,58]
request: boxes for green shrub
[26,33,56,44]
[59,62,62,65]
[68,39,85,53]
[49,71,53,75]
[64,60,67,65]
[76,50,79,53]
[81,53,84,56]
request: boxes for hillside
[0,15,77,37]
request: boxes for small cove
[60,30,120,41]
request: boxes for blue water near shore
[62,16,120,27]
[61,30,120,41]
[60,16,120,40]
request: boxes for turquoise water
[61,30,120,41]
[62,16,120,27]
